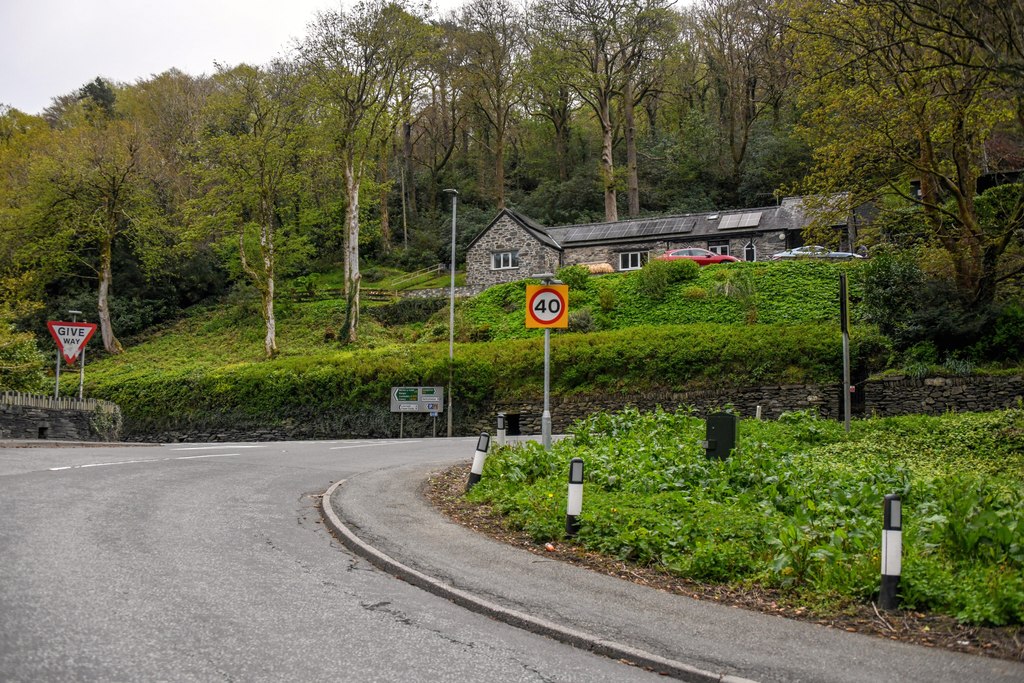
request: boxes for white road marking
[168,444,264,451]
[48,453,239,471]
[329,440,421,450]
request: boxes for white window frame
[708,241,730,256]
[744,241,756,262]
[618,251,646,271]
[491,250,520,270]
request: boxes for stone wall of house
[559,232,790,268]
[466,214,562,286]
[0,393,122,441]
[562,240,671,270]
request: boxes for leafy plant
[468,407,1024,625]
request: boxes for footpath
[323,461,1024,683]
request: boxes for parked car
[656,247,739,266]
[770,245,864,260]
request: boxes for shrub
[568,308,596,333]
[597,284,617,312]
[556,264,591,291]
[367,297,448,326]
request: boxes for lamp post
[443,188,458,437]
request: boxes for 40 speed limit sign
[525,284,569,328]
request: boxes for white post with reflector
[496,413,506,447]
[879,494,902,610]
[565,458,584,537]
[465,432,491,492]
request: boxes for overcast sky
[0,0,456,116]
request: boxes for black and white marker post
[565,458,584,537]
[496,412,506,447]
[879,493,902,610]
[466,432,491,492]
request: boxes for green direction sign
[394,387,419,402]
[390,386,444,413]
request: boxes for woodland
[0,0,1022,374]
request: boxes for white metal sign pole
[78,347,85,400]
[53,350,61,398]
[543,327,551,451]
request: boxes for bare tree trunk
[378,153,392,254]
[262,277,277,358]
[96,234,123,355]
[343,161,361,343]
[599,98,618,223]
[623,76,640,218]
[495,135,506,209]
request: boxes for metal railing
[0,391,117,412]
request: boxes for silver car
[770,245,865,260]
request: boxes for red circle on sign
[527,287,567,326]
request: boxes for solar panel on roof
[679,218,696,233]
[738,212,762,228]
[718,214,741,229]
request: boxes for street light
[443,188,458,437]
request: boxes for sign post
[526,278,568,450]
[46,319,98,399]
[840,274,851,433]
[390,386,444,438]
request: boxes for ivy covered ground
[431,407,1024,661]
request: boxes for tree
[789,0,1022,305]
[531,0,633,222]
[457,0,526,208]
[193,62,308,358]
[691,0,792,204]
[300,0,428,342]
[26,114,159,354]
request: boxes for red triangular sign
[47,321,98,364]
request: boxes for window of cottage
[491,250,520,270]
[708,240,730,256]
[618,251,646,271]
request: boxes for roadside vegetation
[468,407,1024,626]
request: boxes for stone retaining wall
[468,375,1023,435]
[863,375,1024,417]
[104,375,1024,443]
[0,393,122,441]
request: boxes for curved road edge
[320,478,756,683]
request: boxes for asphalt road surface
[0,438,665,682]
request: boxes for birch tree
[300,0,427,343]
[194,62,307,358]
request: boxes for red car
[657,247,739,266]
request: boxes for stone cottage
[466,197,860,287]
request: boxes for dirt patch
[425,463,1024,663]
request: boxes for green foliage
[470,407,1024,625]
[462,261,864,339]
[556,264,591,290]
[367,297,448,327]
[0,322,48,392]
[635,258,699,300]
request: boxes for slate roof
[542,198,810,248]
[471,198,828,253]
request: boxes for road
[0,439,664,682]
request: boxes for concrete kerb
[319,478,757,683]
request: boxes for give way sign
[47,321,98,363]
